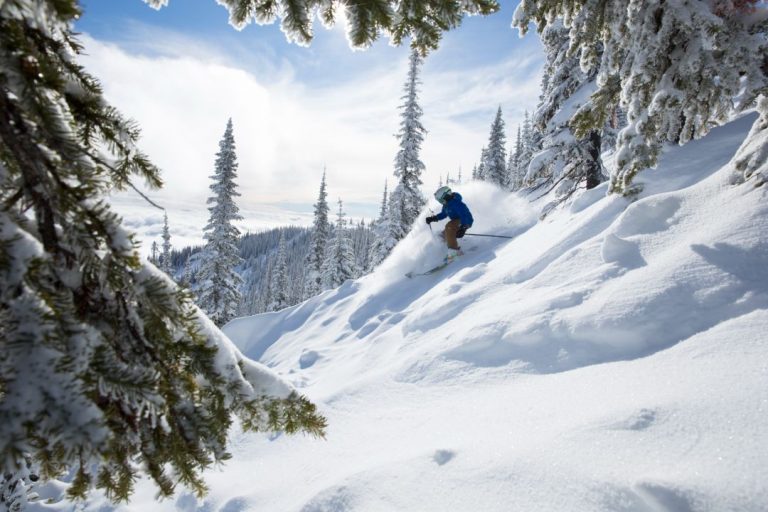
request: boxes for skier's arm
[427,205,447,224]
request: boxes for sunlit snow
[54,113,767,512]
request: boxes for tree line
[153,48,432,325]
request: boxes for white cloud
[79,26,543,250]
[81,34,403,206]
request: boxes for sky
[75,0,545,251]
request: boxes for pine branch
[532,164,580,201]
[2,188,24,211]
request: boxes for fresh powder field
[59,113,767,512]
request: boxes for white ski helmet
[434,186,452,204]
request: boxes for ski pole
[428,223,440,241]
[427,210,439,239]
[464,233,516,239]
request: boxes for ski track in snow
[62,116,768,511]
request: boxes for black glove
[426,215,438,224]
[456,225,469,238]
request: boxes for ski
[405,261,452,278]
[405,246,476,278]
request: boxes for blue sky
[75,1,544,250]
[78,1,531,80]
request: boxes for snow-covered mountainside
[94,114,766,511]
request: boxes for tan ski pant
[441,219,461,250]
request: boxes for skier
[426,186,473,262]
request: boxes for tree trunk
[585,130,602,190]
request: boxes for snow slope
[77,114,766,511]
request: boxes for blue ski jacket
[435,193,474,226]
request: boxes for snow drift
[74,115,766,511]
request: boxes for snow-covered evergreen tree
[508,110,543,188]
[352,219,373,276]
[261,259,275,313]
[518,111,538,178]
[268,232,290,312]
[369,181,397,269]
[289,261,306,304]
[475,147,488,181]
[514,0,768,192]
[507,125,525,190]
[161,211,173,275]
[148,0,499,53]
[150,240,160,265]
[181,256,194,289]
[305,170,330,297]
[392,48,427,237]
[322,200,357,289]
[197,119,244,326]
[526,19,604,197]
[387,186,408,246]
[0,5,324,503]
[482,106,508,187]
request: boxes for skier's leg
[444,219,460,250]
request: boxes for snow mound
[233,112,764,382]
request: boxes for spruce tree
[476,147,488,181]
[150,240,160,264]
[0,3,324,504]
[518,111,537,178]
[387,187,408,245]
[377,180,390,227]
[514,0,768,192]
[197,119,244,326]
[290,252,308,302]
[509,111,542,187]
[160,211,173,275]
[392,48,427,237]
[507,126,524,191]
[268,231,290,311]
[352,219,372,276]
[305,170,330,297]
[322,200,357,289]
[483,106,508,187]
[369,180,396,269]
[261,259,274,313]
[182,255,194,289]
